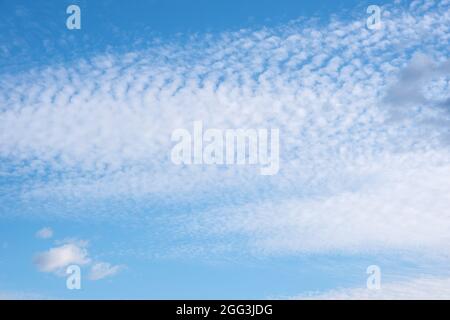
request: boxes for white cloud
[1,1,447,183]
[33,238,124,281]
[33,241,90,274]
[180,151,450,255]
[0,0,448,262]
[88,262,123,281]
[294,276,450,300]
[35,227,53,239]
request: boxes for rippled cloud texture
[1,0,450,299]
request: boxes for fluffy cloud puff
[33,241,90,274]
[33,239,123,281]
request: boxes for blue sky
[1,0,450,299]
[0,0,381,72]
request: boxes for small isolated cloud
[35,227,53,239]
[33,241,90,274]
[33,238,124,280]
[88,262,123,280]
